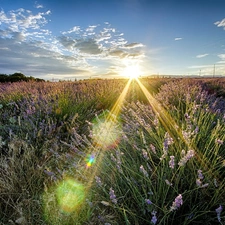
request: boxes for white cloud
[35,2,44,9]
[62,26,81,35]
[217,54,225,64]
[174,37,182,41]
[75,38,102,55]
[123,42,144,49]
[218,54,225,60]
[0,7,146,79]
[214,18,225,29]
[196,54,209,58]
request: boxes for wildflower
[142,149,149,159]
[140,165,148,177]
[201,183,209,188]
[150,144,156,154]
[197,169,204,180]
[196,169,208,188]
[95,176,102,186]
[145,199,152,205]
[216,139,223,145]
[196,179,202,187]
[178,150,195,166]
[165,179,173,186]
[151,211,157,224]
[169,156,175,169]
[109,188,117,204]
[170,194,183,211]
[216,205,223,222]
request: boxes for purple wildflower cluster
[140,165,148,177]
[178,149,195,166]
[216,205,223,223]
[151,211,157,224]
[196,169,209,188]
[169,155,175,169]
[109,188,117,204]
[160,132,174,160]
[170,194,183,211]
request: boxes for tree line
[0,73,45,83]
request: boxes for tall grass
[0,78,224,224]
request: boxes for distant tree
[0,72,45,83]
[0,74,8,82]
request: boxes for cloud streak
[196,54,209,58]
[214,18,225,29]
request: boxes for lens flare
[86,153,95,168]
[92,111,122,149]
[43,178,86,223]
[56,178,85,213]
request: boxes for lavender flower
[165,179,173,186]
[142,149,149,160]
[169,156,175,169]
[95,176,102,186]
[216,205,223,222]
[109,188,117,204]
[197,169,204,180]
[151,211,157,224]
[145,199,152,205]
[216,139,224,145]
[196,169,208,188]
[150,144,156,154]
[196,179,202,187]
[178,150,195,166]
[140,165,148,177]
[170,194,183,211]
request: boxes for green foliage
[0,72,45,82]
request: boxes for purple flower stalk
[178,150,195,166]
[150,144,156,154]
[169,156,175,169]
[170,194,183,211]
[142,149,149,159]
[197,169,204,180]
[145,199,152,205]
[109,188,117,204]
[165,179,173,186]
[95,176,102,186]
[140,165,148,177]
[151,211,157,224]
[196,179,202,187]
[216,205,223,222]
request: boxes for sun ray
[85,78,132,187]
[135,78,220,178]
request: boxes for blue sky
[0,0,225,80]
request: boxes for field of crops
[0,77,225,225]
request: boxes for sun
[122,64,141,79]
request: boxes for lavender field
[0,78,225,225]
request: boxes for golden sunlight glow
[122,64,141,79]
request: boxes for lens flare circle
[43,177,85,222]
[92,111,122,149]
[56,178,85,213]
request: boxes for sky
[0,0,225,80]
